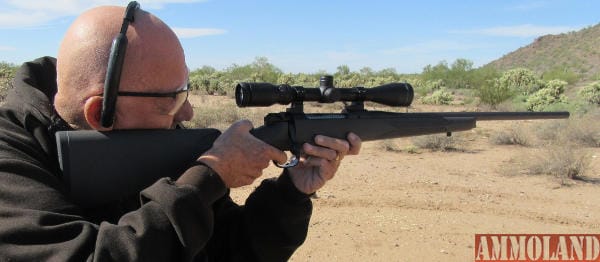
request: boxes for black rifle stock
[56,76,570,207]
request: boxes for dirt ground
[227,119,599,262]
[190,95,599,261]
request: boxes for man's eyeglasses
[117,83,190,116]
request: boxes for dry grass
[411,134,462,151]
[564,117,600,147]
[535,120,568,142]
[185,94,286,130]
[378,139,420,154]
[524,147,590,182]
[489,124,531,146]
[534,114,600,147]
[378,139,403,152]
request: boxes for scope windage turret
[235,82,414,107]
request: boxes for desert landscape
[204,95,600,262]
[2,18,599,262]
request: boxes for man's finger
[232,119,254,132]
[261,143,287,165]
[347,132,362,155]
[303,143,338,161]
[314,135,351,154]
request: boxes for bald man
[0,3,360,261]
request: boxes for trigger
[274,155,299,168]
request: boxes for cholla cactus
[525,79,568,111]
[497,68,542,95]
[578,81,600,104]
[421,88,454,105]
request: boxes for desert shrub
[525,79,568,111]
[0,62,17,79]
[539,100,588,114]
[407,78,424,89]
[413,79,445,98]
[187,104,242,129]
[497,68,543,95]
[379,140,419,153]
[404,145,419,154]
[0,78,12,102]
[188,75,230,96]
[425,79,445,90]
[379,139,403,152]
[525,147,589,180]
[411,134,459,151]
[541,67,580,84]
[490,125,530,146]
[477,79,514,107]
[535,117,600,147]
[277,73,294,85]
[188,75,210,91]
[565,117,600,147]
[0,62,17,102]
[421,88,454,105]
[535,120,567,142]
[579,81,600,104]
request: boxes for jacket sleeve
[207,169,313,262]
[0,113,228,261]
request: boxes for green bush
[0,62,17,102]
[525,79,568,111]
[0,62,17,79]
[541,67,580,84]
[421,88,454,105]
[477,79,514,107]
[579,81,600,104]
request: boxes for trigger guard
[274,155,299,168]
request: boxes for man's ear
[83,96,113,131]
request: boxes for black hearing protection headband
[100,1,140,127]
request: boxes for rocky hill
[486,23,600,81]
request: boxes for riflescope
[235,75,414,107]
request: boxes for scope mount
[286,75,367,113]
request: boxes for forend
[235,75,414,107]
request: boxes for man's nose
[173,100,193,123]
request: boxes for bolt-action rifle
[56,76,569,207]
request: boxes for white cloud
[0,0,206,28]
[453,24,578,37]
[172,27,226,39]
[0,10,55,28]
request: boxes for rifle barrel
[413,111,570,121]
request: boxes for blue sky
[0,0,599,74]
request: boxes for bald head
[55,5,187,128]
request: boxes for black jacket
[0,57,312,261]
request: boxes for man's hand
[196,120,287,188]
[288,133,361,195]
